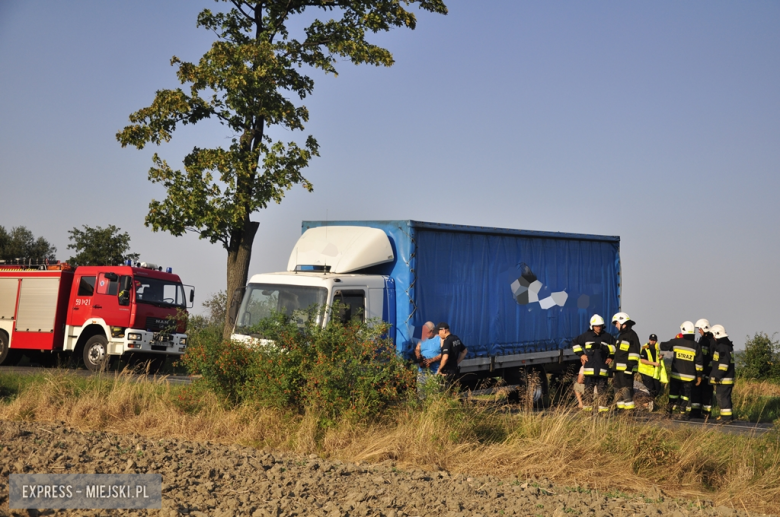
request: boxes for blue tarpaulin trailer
[232,220,620,400]
[301,220,621,386]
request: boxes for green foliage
[181,311,415,422]
[67,224,139,266]
[738,332,780,381]
[203,290,228,327]
[0,226,56,263]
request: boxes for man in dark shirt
[436,322,467,389]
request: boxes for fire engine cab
[0,261,194,371]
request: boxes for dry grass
[2,371,780,513]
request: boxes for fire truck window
[77,276,96,296]
[96,273,119,295]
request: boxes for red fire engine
[0,261,193,371]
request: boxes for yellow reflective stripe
[712,352,720,361]
[721,378,734,384]
[599,370,609,377]
[671,373,696,381]
[607,345,616,354]
[598,406,609,412]
[623,401,635,409]
[615,363,627,371]
[619,342,630,351]
[583,368,594,375]
[573,345,583,353]
[696,365,703,372]
[718,364,728,370]
[720,409,732,415]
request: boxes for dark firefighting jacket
[660,334,702,382]
[613,327,641,376]
[697,332,716,379]
[572,329,616,377]
[709,337,735,385]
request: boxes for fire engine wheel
[83,335,109,372]
[0,332,22,366]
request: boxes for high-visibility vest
[638,342,661,379]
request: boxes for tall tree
[0,226,57,263]
[117,0,447,338]
[67,224,140,266]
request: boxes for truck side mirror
[228,287,246,328]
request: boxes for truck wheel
[527,367,550,409]
[0,333,22,366]
[83,335,109,372]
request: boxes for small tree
[0,226,57,263]
[738,332,780,380]
[203,290,228,327]
[67,224,140,266]
[117,0,448,339]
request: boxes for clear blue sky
[1,1,778,347]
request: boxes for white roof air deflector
[287,226,394,274]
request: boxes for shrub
[181,310,416,422]
[737,332,780,381]
[180,324,254,404]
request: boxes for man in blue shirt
[414,321,442,374]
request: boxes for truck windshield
[236,283,328,332]
[134,277,187,308]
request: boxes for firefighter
[709,324,735,423]
[694,318,716,419]
[572,314,616,414]
[659,321,702,420]
[611,312,641,412]
[638,334,662,398]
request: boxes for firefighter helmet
[680,321,695,335]
[590,314,605,329]
[695,318,710,332]
[711,324,728,339]
[612,312,632,326]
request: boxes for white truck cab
[230,226,396,341]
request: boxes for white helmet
[680,321,695,335]
[612,312,631,326]
[695,318,710,332]
[711,324,728,339]
[590,314,605,329]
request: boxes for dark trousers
[715,383,734,421]
[667,379,693,415]
[689,380,704,416]
[699,379,714,415]
[613,371,635,410]
[640,374,662,398]
[582,376,609,412]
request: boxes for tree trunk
[223,218,260,340]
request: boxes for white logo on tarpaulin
[9,474,161,510]
[510,263,568,310]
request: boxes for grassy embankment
[1,371,779,514]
